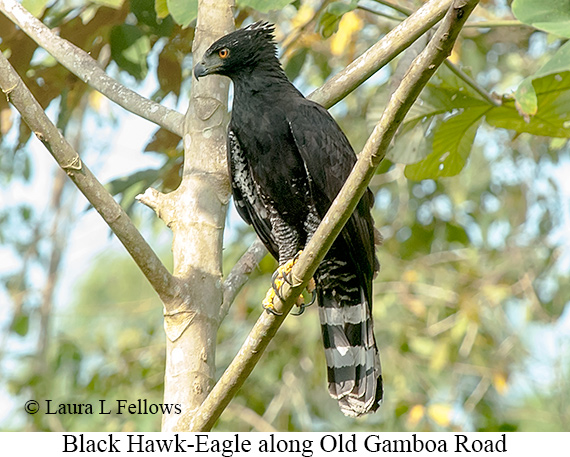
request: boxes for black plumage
[194,22,382,417]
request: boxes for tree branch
[0,51,178,307]
[188,0,480,431]
[0,0,185,137]
[309,0,453,109]
[220,239,267,323]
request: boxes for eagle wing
[287,99,378,292]
[227,129,279,258]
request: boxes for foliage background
[1,0,570,431]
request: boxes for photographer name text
[44,399,181,415]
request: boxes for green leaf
[446,222,469,245]
[400,65,570,180]
[106,169,160,197]
[430,64,489,100]
[110,25,150,80]
[166,0,197,27]
[387,115,437,164]
[514,78,537,116]
[155,0,169,18]
[55,340,83,374]
[385,74,489,165]
[312,51,332,81]
[132,0,174,36]
[106,169,161,213]
[514,40,570,115]
[318,1,358,38]
[284,48,308,81]
[405,106,489,180]
[490,72,570,137]
[21,0,50,17]
[10,313,29,337]
[512,0,570,37]
[91,0,125,7]
[236,0,295,13]
[19,205,32,221]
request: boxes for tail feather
[316,259,382,417]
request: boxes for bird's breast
[230,112,313,223]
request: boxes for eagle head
[194,21,279,80]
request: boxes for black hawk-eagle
[194,21,382,417]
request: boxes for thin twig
[356,5,405,22]
[280,0,334,56]
[309,0,453,108]
[0,51,178,306]
[0,0,185,137]
[444,59,501,106]
[188,0,480,431]
[372,0,523,28]
[463,20,523,28]
[370,0,413,16]
[355,0,500,108]
[463,375,491,413]
[219,239,267,323]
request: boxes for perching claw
[291,278,316,316]
[263,252,316,316]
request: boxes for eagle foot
[262,255,296,315]
[270,250,301,290]
[263,252,316,316]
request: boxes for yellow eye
[218,48,230,59]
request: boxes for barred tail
[316,258,383,417]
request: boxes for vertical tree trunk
[160,0,234,432]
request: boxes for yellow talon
[263,251,317,316]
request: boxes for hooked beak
[194,61,208,80]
